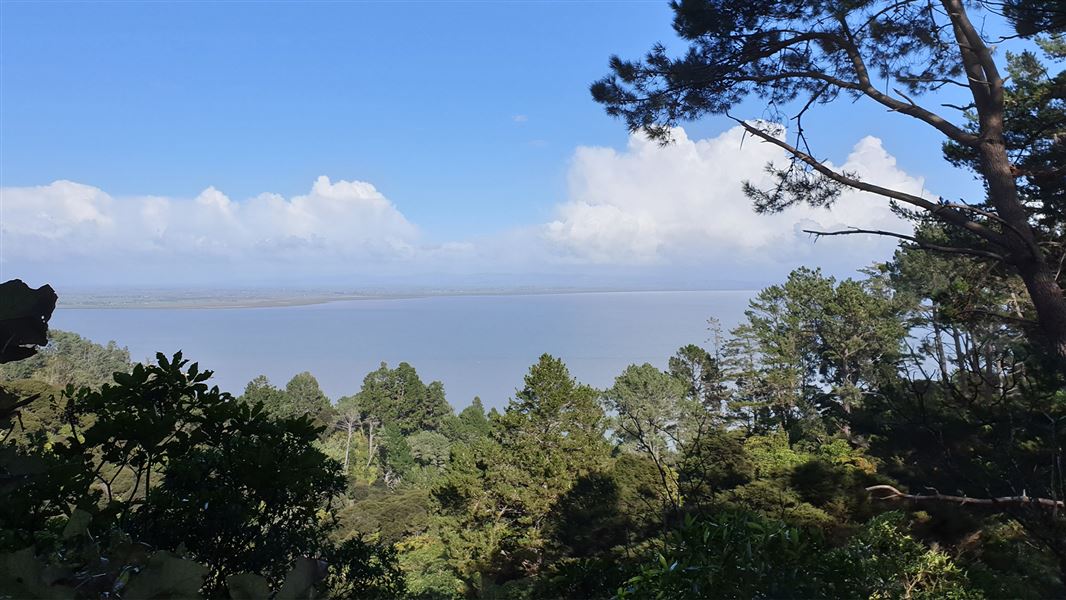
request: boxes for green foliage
[492,355,611,564]
[379,425,416,483]
[605,363,688,457]
[320,537,408,599]
[0,329,131,390]
[668,343,725,410]
[35,354,343,594]
[284,371,335,424]
[618,511,982,600]
[337,485,433,545]
[547,472,627,558]
[433,356,612,591]
[137,405,344,593]
[0,544,209,600]
[408,431,451,470]
[329,395,381,485]
[744,430,807,477]
[676,427,751,503]
[943,44,1065,233]
[0,379,64,447]
[432,438,510,588]
[357,362,452,435]
[830,513,984,600]
[725,268,904,436]
[241,372,334,428]
[442,397,492,444]
[617,511,826,599]
[226,573,272,600]
[1,348,404,600]
[964,518,1064,598]
[396,534,464,599]
[124,551,211,599]
[528,557,633,600]
[239,374,286,412]
[0,439,87,551]
[588,8,1066,591]
[608,452,671,534]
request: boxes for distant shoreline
[55,288,758,310]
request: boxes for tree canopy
[593,0,1066,367]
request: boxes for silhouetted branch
[730,117,1009,249]
[802,227,1007,261]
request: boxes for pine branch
[731,117,1010,250]
[802,227,1007,261]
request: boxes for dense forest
[3,0,1065,598]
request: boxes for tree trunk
[979,139,1066,368]
[366,421,377,469]
[343,422,353,473]
[1017,262,1066,362]
[931,312,950,384]
[946,0,1066,372]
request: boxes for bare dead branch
[867,484,1064,509]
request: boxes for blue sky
[3,1,684,238]
[1,1,991,289]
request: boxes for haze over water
[51,290,753,409]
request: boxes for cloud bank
[4,176,417,260]
[2,176,431,284]
[546,126,921,268]
[1,126,930,288]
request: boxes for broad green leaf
[0,547,74,599]
[61,509,92,539]
[225,573,271,600]
[275,558,323,600]
[123,551,208,599]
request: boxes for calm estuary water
[51,291,753,410]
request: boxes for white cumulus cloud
[545,126,925,271]
[0,127,934,288]
[1,176,420,282]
